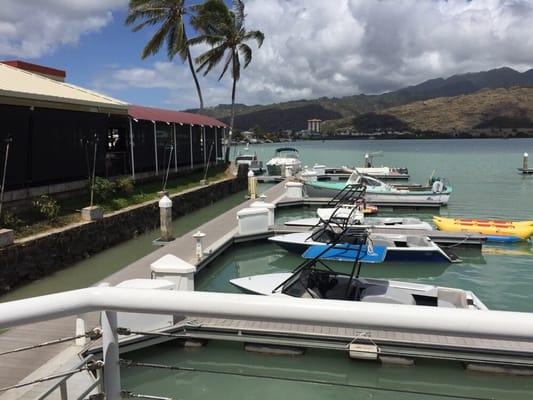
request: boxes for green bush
[92,177,115,201]
[108,198,130,211]
[0,210,23,229]
[32,195,60,221]
[114,176,134,196]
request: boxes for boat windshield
[236,155,254,161]
[281,267,357,300]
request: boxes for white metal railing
[1,288,533,400]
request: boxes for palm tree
[125,0,204,110]
[189,0,264,136]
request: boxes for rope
[0,361,102,393]
[0,328,102,357]
[438,233,474,249]
[121,391,173,400]
[120,359,495,400]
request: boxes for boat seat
[405,236,427,246]
[360,285,416,305]
[437,288,468,308]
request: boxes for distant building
[307,118,322,133]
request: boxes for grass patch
[3,164,231,239]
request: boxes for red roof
[129,104,227,128]
[1,60,66,78]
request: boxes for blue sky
[1,0,533,111]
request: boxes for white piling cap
[525,152,529,157]
[248,170,255,177]
[159,195,172,208]
[193,231,206,239]
[259,194,267,201]
[365,153,369,158]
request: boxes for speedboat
[230,242,485,309]
[303,172,452,205]
[266,147,301,176]
[285,204,433,231]
[304,165,409,182]
[269,227,458,263]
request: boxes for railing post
[102,311,121,400]
[59,381,68,400]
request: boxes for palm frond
[167,20,186,60]
[238,43,252,68]
[194,44,228,76]
[232,0,245,29]
[243,30,265,47]
[140,16,173,59]
[232,50,241,81]
[218,50,233,80]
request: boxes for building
[0,61,226,201]
[307,118,322,133]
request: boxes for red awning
[129,104,227,128]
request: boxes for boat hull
[304,183,451,205]
[269,234,452,263]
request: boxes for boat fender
[432,181,444,193]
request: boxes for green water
[121,341,533,400]
[122,139,533,400]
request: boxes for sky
[1,0,533,111]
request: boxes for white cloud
[96,0,533,109]
[0,0,126,58]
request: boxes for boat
[303,164,409,182]
[266,147,301,176]
[285,204,432,230]
[269,227,458,263]
[230,233,485,309]
[433,216,533,242]
[303,171,452,205]
[235,151,264,175]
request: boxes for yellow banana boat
[433,216,533,242]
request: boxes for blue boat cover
[485,235,522,243]
[302,244,387,263]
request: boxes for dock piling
[193,231,206,260]
[158,196,173,242]
[523,152,529,171]
[248,170,257,199]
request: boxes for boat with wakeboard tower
[231,229,485,309]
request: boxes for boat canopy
[303,244,387,263]
[275,147,299,153]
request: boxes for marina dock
[0,179,532,400]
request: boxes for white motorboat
[284,204,433,231]
[303,172,452,206]
[266,147,301,176]
[230,244,485,309]
[269,228,458,263]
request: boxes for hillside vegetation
[189,67,533,134]
[385,87,533,132]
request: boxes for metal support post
[102,311,121,400]
[128,118,136,180]
[189,125,194,169]
[153,121,159,175]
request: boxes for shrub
[32,195,60,221]
[92,177,115,201]
[114,176,134,196]
[108,198,130,211]
[0,210,23,229]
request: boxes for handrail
[0,287,533,339]
[37,355,96,400]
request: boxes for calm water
[6,139,533,399]
[122,139,533,400]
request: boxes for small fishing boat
[266,147,301,176]
[269,228,458,263]
[433,216,533,242]
[285,204,432,230]
[303,172,452,205]
[307,165,409,181]
[235,150,264,175]
[231,238,485,309]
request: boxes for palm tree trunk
[186,46,204,110]
[230,54,237,140]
